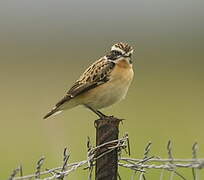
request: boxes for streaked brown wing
[55,58,115,108]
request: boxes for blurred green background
[0,0,204,179]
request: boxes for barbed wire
[8,135,204,180]
[9,135,128,180]
[119,141,204,180]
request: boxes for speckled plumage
[44,42,134,119]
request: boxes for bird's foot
[96,110,109,120]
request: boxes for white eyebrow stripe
[111,46,125,54]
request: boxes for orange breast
[116,59,132,68]
[111,59,134,82]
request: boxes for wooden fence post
[95,116,121,180]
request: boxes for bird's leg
[84,105,107,119]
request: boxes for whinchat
[44,42,134,119]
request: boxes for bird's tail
[44,95,81,119]
[43,107,62,119]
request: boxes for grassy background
[0,0,204,179]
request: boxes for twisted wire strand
[8,137,204,180]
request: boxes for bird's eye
[112,50,122,56]
[106,50,122,60]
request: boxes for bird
[43,42,134,119]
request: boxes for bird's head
[106,42,134,64]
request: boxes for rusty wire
[8,135,204,180]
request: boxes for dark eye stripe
[106,50,122,60]
[112,50,122,56]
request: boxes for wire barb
[8,138,204,180]
[8,166,21,180]
[167,140,173,163]
[35,157,45,179]
[192,142,199,180]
